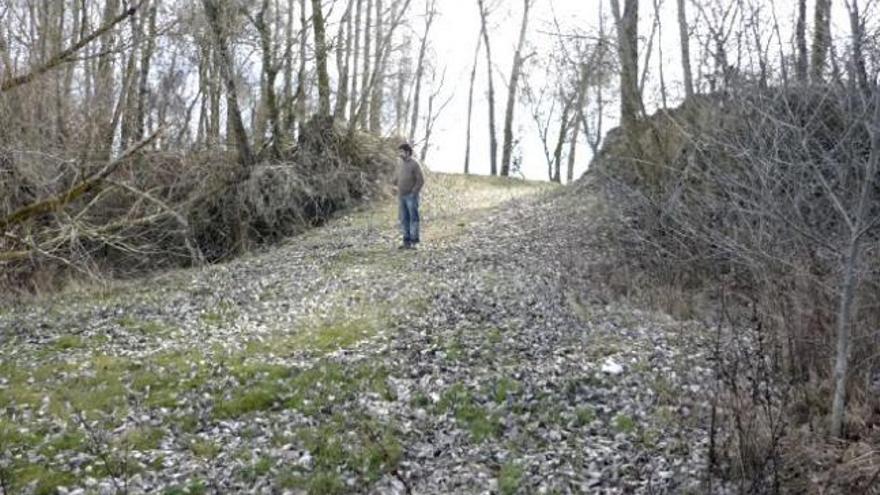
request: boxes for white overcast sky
[407,0,861,182]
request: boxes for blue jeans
[398,193,420,245]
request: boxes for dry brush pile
[592,85,880,492]
[0,116,396,294]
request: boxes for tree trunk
[310,0,331,116]
[95,0,121,159]
[256,0,282,156]
[463,31,482,175]
[796,0,807,83]
[368,0,384,132]
[676,0,693,99]
[136,1,157,142]
[830,237,862,437]
[408,0,435,142]
[811,0,831,83]
[295,0,308,133]
[334,0,354,118]
[552,102,569,184]
[477,0,498,176]
[395,33,411,134]
[610,0,640,150]
[282,0,295,132]
[202,0,253,167]
[500,0,531,177]
[350,0,363,123]
[360,0,372,128]
[568,63,589,183]
[847,0,870,93]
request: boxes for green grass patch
[574,406,597,427]
[119,425,164,451]
[281,414,402,492]
[490,377,521,404]
[52,334,85,351]
[613,414,637,434]
[13,464,78,495]
[438,384,503,442]
[199,302,239,327]
[498,462,523,495]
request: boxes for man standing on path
[393,143,424,250]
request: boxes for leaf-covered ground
[0,174,714,494]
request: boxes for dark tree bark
[811,0,832,82]
[610,0,641,149]
[477,0,498,176]
[408,0,435,142]
[463,31,482,175]
[500,0,532,177]
[676,0,693,99]
[369,0,384,132]
[202,0,253,167]
[796,0,808,82]
[310,0,331,116]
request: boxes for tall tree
[610,0,640,148]
[846,0,870,92]
[796,0,808,82]
[360,0,373,128]
[463,31,482,175]
[676,0,693,99]
[568,61,589,183]
[477,0,498,176]
[334,0,354,118]
[500,0,532,177]
[408,0,436,142]
[310,0,331,116]
[349,0,363,122]
[811,0,832,82]
[255,0,282,155]
[369,0,384,132]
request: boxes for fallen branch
[0,127,163,232]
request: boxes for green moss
[613,414,637,434]
[215,386,282,419]
[117,316,175,336]
[306,471,346,494]
[53,335,85,351]
[15,465,77,495]
[300,318,374,352]
[42,431,86,454]
[498,462,523,495]
[491,377,521,404]
[199,302,239,327]
[574,406,596,427]
[163,480,207,495]
[240,456,274,482]
[438,384,502,442]
[119,425,164,451]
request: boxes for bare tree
[464,31,482,175]
[610,0,641,148]
[477,0,498,176]
[811,0,832,82]
[796,0,808,82]
[677,0,694,99]
[409,0,436,142]
[500,0,533,177]
[310,0,331,116]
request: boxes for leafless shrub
[0,116,396,296]
[596,83,880,492]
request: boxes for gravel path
[0,174,714,494]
